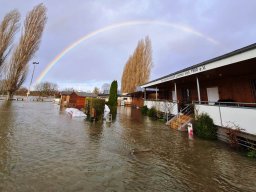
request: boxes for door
[181,88,191,104]
[207,87,219,105]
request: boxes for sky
[1,0,256,91]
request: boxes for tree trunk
[6,91,14,100]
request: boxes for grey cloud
[0,0,255,91]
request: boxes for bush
[247,150,256,158]
[194,113,217,140]
[86,98,105,121]
[147,107,157,119]
[108,80,118,106]
[141,105,148,115]
[226,126,244,148]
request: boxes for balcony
[194,101,256,135]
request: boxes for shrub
[194,113,217,140]
[247,150,256,158]
[141,105,148,115]
[147,107,157,119]
[108,80,118,106]
[86,98,105,121]
[226,125,244,148]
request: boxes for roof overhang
[141,44,256,88]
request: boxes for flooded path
[0,101,255,191]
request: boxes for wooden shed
[60,91,73,107]
[68,92,97,109]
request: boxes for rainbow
[34,20,219,85]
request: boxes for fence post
[218,102,223,126]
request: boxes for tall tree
[108,80,118,106]
[0,10,20,68]
[121,36,153,93]
[2,4,47,100]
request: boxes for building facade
[60,91,97,109]
[140,43,256,135]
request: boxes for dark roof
[126,91,143,96]
[75,92,97,97]
[61,91,73,95]
[98,93,109,97]
[118,94,131,97]
[141,42,256,86]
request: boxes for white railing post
[218,102,223,126]
[196,77,201,104]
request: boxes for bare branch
[121,36,153,93]
[35,81,58,96]
[0,10,20,67]
[4,4,47,99]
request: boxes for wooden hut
[60,91,72,107]
[68,92,97,109]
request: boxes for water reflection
[0,102,255,192]
[0,102,15,186]
[109,105,117,120]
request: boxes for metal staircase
[163,101,178,121]
[166,104,194,131]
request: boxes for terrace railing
[194,101,256,135]
[144,99,179,116]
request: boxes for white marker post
[187,123,193,140]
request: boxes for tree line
[121,36,153,93]
[12,81,58,97]
[0,3,47,100]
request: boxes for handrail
[164,101,178,118]
[180,104,192,114]
[144,99,179,103]
[194,100,256,128]
[168,103,193,128]
[194,100,256,106]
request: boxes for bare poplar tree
[121,36,153,93]
[3,4,47,100]
[143,36,153,82]
[0,10,20,92]
[121,55,132,93]
[0,10,20,68]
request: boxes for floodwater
[0,101,255,192]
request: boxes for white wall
[195,104,256,135]
[144,100,178,115]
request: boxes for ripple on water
[0,102,256,192]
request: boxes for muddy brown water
[0,101,255,192]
